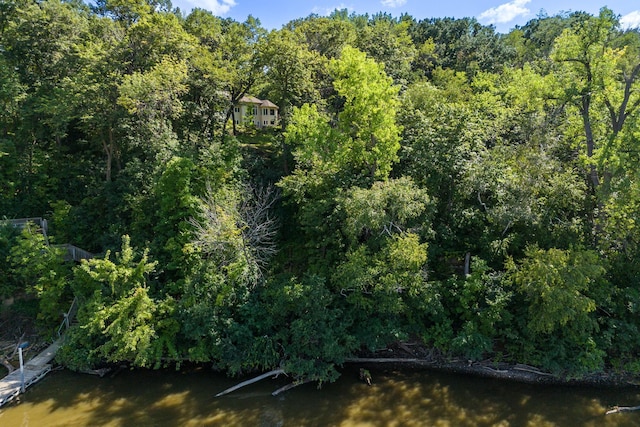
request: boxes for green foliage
[289,15,356,59]
[61,236,179,369]
[118,57,188,119]
[8,225,74,329]
[147,156,201,288]
[337,233,428,299]
[72,235,156,299]
[550,8,640,197]
[178,182,279,369]
[83,287,178,368]
[408,17,515,75]
[339,177,432,249]
[434,259,511,360]
[278,46,405,277]
[3,2,640,382]
[0,223,21,298]
[466,144,587,257]
[506,246,608,373]
[282,46,402,185]
[355,16,416,87]
[328,46,401,180]
[259,28,321,126]
[508,246,605,334]
[260,275,357,382]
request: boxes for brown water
[0,366,639,426]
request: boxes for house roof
[259,99,278,108]
[239,96,262,104]
[238,96,279,109]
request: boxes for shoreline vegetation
[2,330,638,389]
[2,1,640,400]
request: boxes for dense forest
[1,0,640,384]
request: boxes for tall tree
[258,28,320,128]
[279,46,402,273]
[217,16,266,136]
[551,8,640,190]
[354,14,416,87]
[288,15,356,59]
[409,17,513,75]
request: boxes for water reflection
[0,366,639,426]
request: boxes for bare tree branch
[190,182,280,285]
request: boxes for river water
[0,366,639,426]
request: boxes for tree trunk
[607,63,640,135]
[102,128,114,182]
[215,369,285,397]
[1,357,14,373]
[221,106,233,144]
[464,252,471,276]
[581,96,599,189]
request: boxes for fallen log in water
[606,405,640,415]
[512,364,555,377]
[344,357,563,384]
[80,367,112,377]
[271,379,313,396]
[215,369,285,397]
[345,358,433,364]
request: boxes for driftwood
[397,342,416,356]
[215,369,285,397]
[345,357,433,364]
[606,405,640,415]
[0,343,15,353]
[271,379,313,396]
[80,367,112,377]
[1,357,15,373]
[344,357,575,385]
[512,364,554,377]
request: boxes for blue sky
[170,0,640,33]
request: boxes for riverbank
[347,342,640,389]
[3,316,638,392]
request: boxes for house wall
[234,102,278,128]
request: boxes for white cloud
[381,0,407,7]
[312,4,351,16]
[621,11,640,29]
[478,0,531,24]
[187,0,236,15]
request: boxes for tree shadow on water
[1,367,271,426]
[272,367,640,427]
[2,366,640,426]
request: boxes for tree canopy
[2,2,640,383]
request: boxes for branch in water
[215,369,285,397]
[606,405,640,415]
[272,378,313,396]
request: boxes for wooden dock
[0,217,91,408]
[0,339,62,407]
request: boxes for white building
[234,96,279,128]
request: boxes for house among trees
[234,96,279,128]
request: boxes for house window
[252,107,257,114]
[264,121,268,125]
[263,108,268,115]
[270,120,275,125]
[270,109,275,116]
[234,107,240,113]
